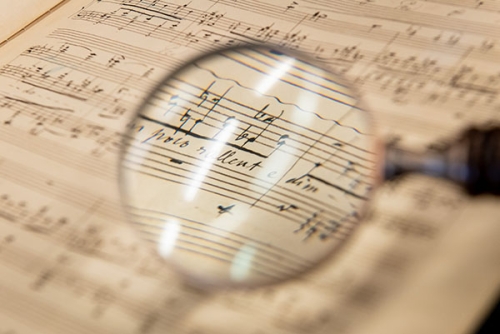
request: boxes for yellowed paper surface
[0,0,65,43]
[0,0,499,333]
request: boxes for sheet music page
[0,0,65,43]
[0,0,499,333]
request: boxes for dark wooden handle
[463,127,500,195]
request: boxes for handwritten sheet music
[122,47,378,287]
[0,0,499,333]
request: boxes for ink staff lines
[0,196,304,284]
[0,189,180,290]
[358,67,500,130]
[153,79,367,155]
[2,201,164,275]
[61,5,500,103]
[139,228,303,281]
[142,109,369,188]
[0,159,122,222]
[0,62,144,124]
[367,58,500,98]
[47,22,496,103]
[132,214,311,279]
[298,0,500,37]
[130,112,371,198]
[0,120,116,181]
[124,139,364,239]
[131,204,354,275]
[19,45,160,94]
[141,115,375,203]
[0,94,122,158]
[0,48,376,188]
[154,72,374,158]
[0,68,372,180]
[0,63,138,118]
[68,3,500,111]
[163,55,358,125]
[197,39,500,99]
[141,233,288,281]
[74,3,364,60]
[0,64,107,104]
[73,5,364,66]
[0,31,376,235]
[147,84,376,178]
[210,0,500,58]
[119,2,188,23]
[49,29,183,70]
[192,59,359,113]
[75,0,496,81]
[139,104,375,193]
[72,9,251,53]
[0,235,192,333]
[19,42,164,86]
[228,47,354,96]
[0,197,126,271]
[124,138,360,226]
[122,155,360,236]
[428,0,500,11]
[111,0,415,48]
[128,205,317,267]
[129,130,369,215]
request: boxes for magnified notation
[120,46,379,288]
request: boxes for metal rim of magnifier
[118,43,386,289]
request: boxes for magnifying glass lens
[120,46,380,288]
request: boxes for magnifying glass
[119,45,500,289]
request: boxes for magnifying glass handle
[384,127,500,195]
[461,127,500,195]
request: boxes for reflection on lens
[120,46,379,288]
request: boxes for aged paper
[0,0,499,333]
[0,0,65,43]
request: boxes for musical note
[198,11,224,27]
[310,11,327,22]
[217,204,235,214]
[286,1,299,11]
